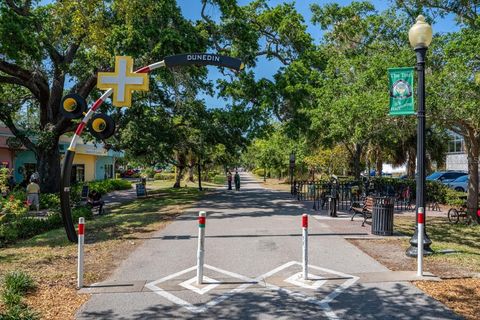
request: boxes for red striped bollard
[77,217,85,288]
[197,211,206,285]
[302,214,308,280]
[417,208,424,276]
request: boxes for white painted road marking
[145,265,258,313]
[284,272,327,290]
[179,276,220,295]
[257,261,359,320]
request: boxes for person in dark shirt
[87,190,105,214]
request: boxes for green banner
[388,67,415,116]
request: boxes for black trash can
[326,195,337,217]
[372,197,394,236]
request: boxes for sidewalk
[77,173,460,319]
[102,181,162,208]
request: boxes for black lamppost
[290,152,296,195]
[406,15,434,257]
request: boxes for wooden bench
[350,196,374,226]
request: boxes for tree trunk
[173,166,185,188]
[188,165,195,182]
[465,133,480,224]
[197,162,202,191]
[352,143,363,180]
[375,150,383,177]
[407,148,416,179]
[173,153,186,188]
[37,141,61,193]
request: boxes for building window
[104,164,113,179]
[71,164,85,183]
[448,133,464,154]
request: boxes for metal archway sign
[164,53,244,71]
[60,53,243,242]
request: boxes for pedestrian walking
[227,170,233,190]
[26,177,40,212]
[234,170,241,191]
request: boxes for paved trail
[77,173,459,320]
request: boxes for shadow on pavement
[77,281,461,320]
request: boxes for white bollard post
[197,211,206,285]
[302,213,308,280]
[77,217,85,289]
[417,207,424,277]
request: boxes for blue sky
[39,0,459,107]
[175,0,458,108]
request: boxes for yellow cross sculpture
[97,56,149,107]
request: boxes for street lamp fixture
[406,15,434,257]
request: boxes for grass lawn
[0,184,205,319]
[250,175,291,192]
[351,215,480,320]
[394,216,480,273]
[148,178,223,190]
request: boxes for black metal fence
[292,180,414,212]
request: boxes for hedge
[0,206,92,247]
[252,168,265,177]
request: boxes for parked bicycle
[447,204,473,225]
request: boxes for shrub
[213,175,226,185]
[142,168,155,178]
[252,168,265,177]
[85,179,132,195]
[154,173,175,180]
[72,206,93,221]
[39,193,60,210]
[1,304,39,320]
[0,271,38,320]
[445,189,466,207]
[0,195,28,216]
[2,271,36,297]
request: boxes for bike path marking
[145,264,257,313]
[145,261,357,318]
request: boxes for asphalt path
[77,173,460,320]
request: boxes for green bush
[213,175,226,185]
[252,168,265,177]
[142,168,155,178]
[2,271,36,297]
[39,193,60,210]
[0,208,92,247]
[0,304,39,320]
[85,179,132,195]
[0,271,38,320]
[1,288,22,308]
[154,173,176,180]
[72,206,93,221]
[445,189,466,207]
[0,195,28,216]
[426,180,448,203]
[370,177,448,204]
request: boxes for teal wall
[95,156,114,180]
[14,150,36,183]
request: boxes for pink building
[0,127,14,169]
